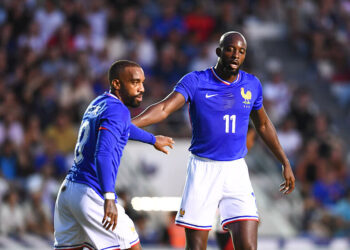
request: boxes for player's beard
[119,84,142,108]
[128,95,142,107]
[218,59,240,76]
[223,61,240,76]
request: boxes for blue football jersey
[174,68,263,161]
[66,92,130,199]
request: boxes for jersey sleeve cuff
[103,192,116,200]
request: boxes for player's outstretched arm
[250,106,295,195]
[132,91,186,128]
[128,124,174,154]
[154,135,174,154]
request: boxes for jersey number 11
[223,114,236,133]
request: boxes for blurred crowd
[0,0,349,247]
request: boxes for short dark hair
[108,60,141,87]
[219,31,247,48]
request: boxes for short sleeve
[99,103,130,139]
[252,78,263,110]
[174,72,198,102]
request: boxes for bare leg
[185,228,209,250]
[129,242,142,250]
[226,220,258,250]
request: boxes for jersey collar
[211,67,240,85]
[105,91,119,100]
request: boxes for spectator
[0,112,24,147]
[152,4,185,41]
[5,0,32,39]
[33,136,67,178]
[22,115,42,154]
[189,44,215,72]
[45,110,77,155]
[331,190,350,236]
[41,47,66,77]
[263,59,292,124]
[184,4,215,43]
[133,32,157,72]
[47,21,75,54]
[288,88,317,139]
[85,0,107,52]
[23,190,53,240]
[0,140,18,180]
[59,72,95,116]
[27,162,60,219]
[312,168,346,208]
[277,117,302,166]
[0,189,26,236]
[34,0,64,43]
[74,21,94,52]
[17,21,45,53]
[35,79,59,128]
[296,139,323,193]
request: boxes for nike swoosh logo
[205,93,218,98]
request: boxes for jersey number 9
[74,120,90,164]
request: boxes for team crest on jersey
[86,101,107,117]
[179,208,185,217]
[241,87,251,107]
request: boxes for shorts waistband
[190,153,244,163]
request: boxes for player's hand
[280,164,295,195]
[154,135,174,154]
[102,199,118,231]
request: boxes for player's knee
[231,236,256,250]
[185,236,207,250]
[239,241,256,250]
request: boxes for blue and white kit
[174,68,263,230]
[54,92,155,250]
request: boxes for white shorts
[175,154,259,231]
[54,180,139,250]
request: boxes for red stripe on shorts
[222,218,259,231]
[130,239,140,247]
[175,223,211,231]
